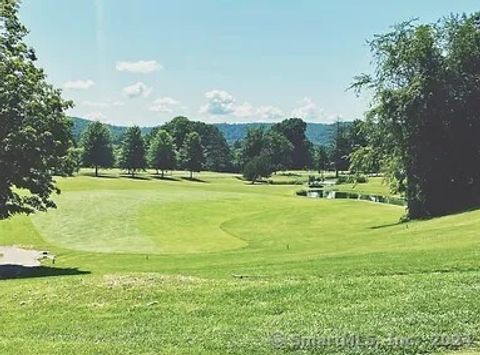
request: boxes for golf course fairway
[1,171,479,354]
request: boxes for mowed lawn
[1,170,480,354]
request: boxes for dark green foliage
[238,122,314,172]
[180,132,205,178]
[0,0,73,218]
[161,116,192,151]
[314,145,330,172]
[349,146,381,176]
[241,128,267,164]
[200,126,232,172]
[238,128,293,173]
[336,174,368,184]
[265,130,293,173]
[329,120,351,176]
[162,117,232,172]
[80,121,114,176]
[347,119,368,150]
[352,14,480,219]
[147,129,176,177]
[231,140,244,172]
[71,117,344,173]
[119,126,147,177]
[60,147,83,176]
[272,118,312,169]
[242,155,273,183]
[329,119,371,177]
[73,118,338,146]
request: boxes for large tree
[314,145,330,174]
[180,132,204,179]
[161,117,232,172]
[241,128,267,166]
[80,121,114,177]
[162,116,193,151]
[272,118,312,169]
[0,0,73,219]
[119,126,147,177]
[147,129,176,177]
[242,155,273,184]
[352,14,480,219]
[329,120,350,177]
[265,130,293,173]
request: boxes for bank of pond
[297,188,406,207]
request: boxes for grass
[333,176,397,197]
[1,169,480,354]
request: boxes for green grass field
[1,170,480,354]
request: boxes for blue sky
[20,0,480,126]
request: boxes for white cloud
[82,100,124,108]
[199,90,288,122]
[291,97,321,121]
[150,97,181,113]
[200,90,237,115]
[64,79,95,90]
[233,102,254,118]
[122,82,152,98]
[256,105,284,121]
[84,111,106,121]
[198,90,337,123]
[116,60,162,74]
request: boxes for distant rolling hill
[71,117,336,146]
[214,122,336,145]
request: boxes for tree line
[77,116,368,182]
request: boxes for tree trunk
[95,165,98,177]
[190,170,193,179]
[161,170,165,178]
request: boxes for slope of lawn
[333,176,397,196]
[0,170,480,354]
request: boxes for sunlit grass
[0,170,479,354]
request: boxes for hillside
[71,117,337,145]
[71,117,152,144]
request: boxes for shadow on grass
[372,205,480,230]
[370,221,404,230]
[277,172,302,177]
[0,265,90,280]
[181,177,209,183]
[81,172,119,179]
[245,180,270,185]
[120,174,151,181]
[151,175,180,182]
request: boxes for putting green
[31,189,251,254]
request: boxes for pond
[297,189,406,207]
